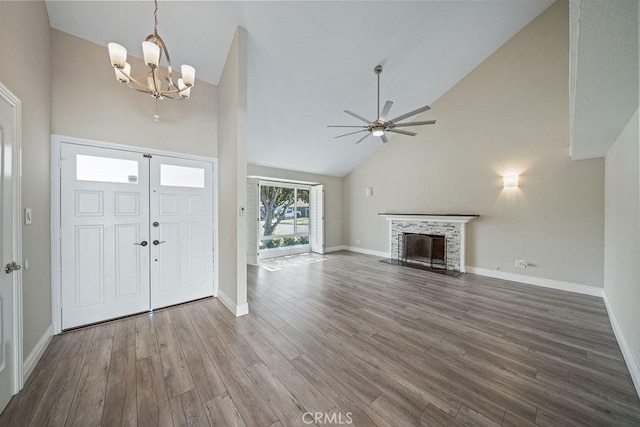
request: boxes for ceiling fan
[328,65,436,144]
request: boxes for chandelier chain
[153,0,158,35]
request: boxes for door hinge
[143,153,152,158]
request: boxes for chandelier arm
[117,68,154,93]
[153,33,176,89]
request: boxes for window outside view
[259,185,310,250]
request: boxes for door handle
[134,241,148,247]
[5,262,21,274]
[153,240,166,246]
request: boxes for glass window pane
[76,154,138,184]
[160,164,205,188]
[259,185,295,238]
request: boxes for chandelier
[107,0,195,119]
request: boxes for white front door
[60,144,151,329]
[150,155,213,309]
[0,84,21,412]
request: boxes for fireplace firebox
[399,233,447,269]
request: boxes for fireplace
[400,233,447,269]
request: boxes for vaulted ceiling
[45,1,553,176]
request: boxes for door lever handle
[153,240,166,246]
[134,241,148,247]
[5,261,21,274]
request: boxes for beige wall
[52,30,217,158]
[604,109,640,384]
[218,27,248,311]
[344,1,605,287]
[0,1,52,357]
[248,164,344,249]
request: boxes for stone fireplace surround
[379,214,479,272]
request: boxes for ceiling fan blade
[334,129,368,139]
[381,133,389,143]
[389,105,431,123]
[391,120,436,127]
[327,125,368,128]
[388,129,417,137]
[355,133,371,144]
[380,100,394,120]
[344,110,372,124]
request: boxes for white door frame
[50,134,218,334]
[0,82,24,392]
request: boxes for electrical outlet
[515,260,528,269]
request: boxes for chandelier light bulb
[181,65,195,87]
[108,43,127,68]
[114,62,131,83]
[142,41,161,67]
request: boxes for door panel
[61,144,150,329]
[150,156,213,309]
[0,88,17,411]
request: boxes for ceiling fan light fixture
[372,128,385,137]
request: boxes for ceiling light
[371,127,385,137]
[108,0,195,119]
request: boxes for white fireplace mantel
[379,213,478,223]
[380,213,479,272]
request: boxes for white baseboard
[217,290,249,317]
[345,246,390,258]
[23,324,53,384]
[464,266,604,297]
[603,292,640,399]
[326,245,348,253]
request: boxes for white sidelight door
[0,84,21,412]
[310,184,325,254]
[149,156,213,309]
[60,144,151,330]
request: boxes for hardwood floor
[2,251,639,426]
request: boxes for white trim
[51,135,219,333]
[259,244,310,260]
[0,81,24,393]
[345,246,390,258]
[326,245,347,253]
[51,134,215,163]
[22,325,53,384]
[380,214,478,223]
[603,292,640,398]
[247,175,320,186]
[217,290,249,317]
[464,266,604,297]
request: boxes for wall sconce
[366,187,374,197]
[503,175,519,188]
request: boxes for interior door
[150,155,213,309]
[0,85,19,411]
[310,184,325,254]
[60,144,150,329]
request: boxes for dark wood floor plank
[203,392,247,427]
[156,324,196,398]
[136,354,173,427]
[103,345,137,427]
[65,337,113,427]
[245,362,307,427]
[174,322,227,403]
[198,331,277,427]
[169,388,210,427]
[136,314,159,360]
